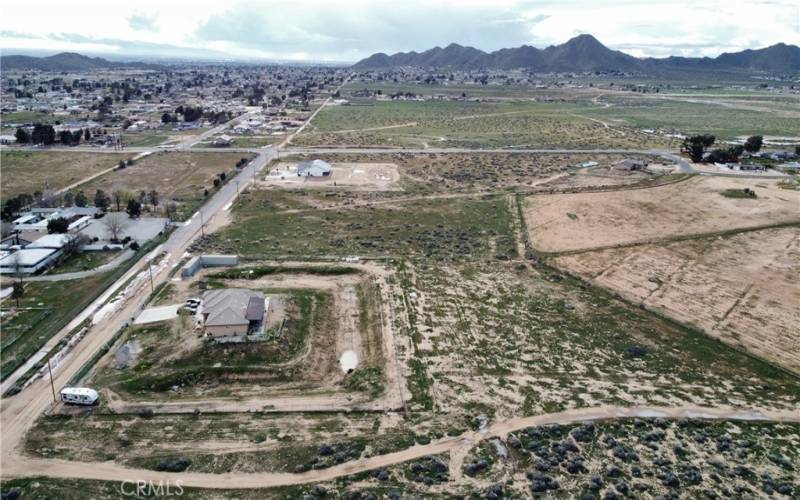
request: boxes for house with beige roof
[201,289,266,338]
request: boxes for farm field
[524,176,800,253]
[0,150,127,199]
[295,100,667,149]
[77,151,255,220]
[554,227,800,373]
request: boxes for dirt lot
[0,150,127,199]
[265,162,400,191]
[525,176,800,253]
[554,226,800,373]
[78,151,255,219]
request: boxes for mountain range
[0,52,164,71]
[352,34,800,73]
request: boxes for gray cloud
[194,1,550,59]
[128,13,158,32]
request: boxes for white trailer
[60,387,100,406]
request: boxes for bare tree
[164,203,178,222]
[11,280,24,308]
[102,213,128,242]
[62,232,90,257]
[112,190,125,212]
[148,190,159,209]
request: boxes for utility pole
[199,210,205,237]
[235,180,240,200]
[47,359,56,402]
[147,259,154,292]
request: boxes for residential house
[201,289,266,338]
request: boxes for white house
[297,159,332,177]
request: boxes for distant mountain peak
[0,52,163,71]
[352,34,800,74]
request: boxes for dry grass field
[555,227,800,373]
[77,151,255,219]
[0,150,127,199]
[295,100,668,149]
[525,176,800,253]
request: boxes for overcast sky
[1,0,798,62]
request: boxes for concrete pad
[79,215,168,244]
[134,304,181,325]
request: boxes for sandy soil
[265,162,401,191]
[525,176,800,253]
[555,227,800,373]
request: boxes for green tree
[47,217,69,233]
[126,199,142,218]
[681,134,716,162]
[2,197,24,220]
[59,129,74,145]
[84,129,91,142]
[94,189,110,211]
[14,127,29,144]
[74,191,88,207]
[31,123,56,145]
[744,135,763,153]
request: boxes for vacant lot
[0,150,127,199]
[525,176,800,253]
[296,100,665,149]
[199,192,518,261]
[460,418,799,498]
[555,227,800,373]
[398,261,800,417]
[586,95,800,140]
[78,151,255,219]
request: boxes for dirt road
[2,405,797,489]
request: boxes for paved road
[1,405,797,489]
